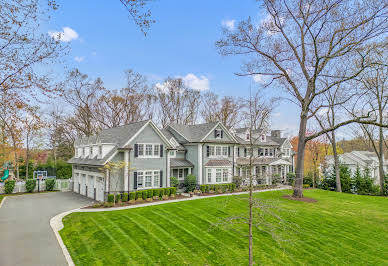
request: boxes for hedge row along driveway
[60,190,388,265]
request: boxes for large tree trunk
[378,125,385,195]
[293,112,308,198]
[331,130,341,192]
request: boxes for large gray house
[69,120,294,201]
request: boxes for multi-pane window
[137,172,144,188]
[261,135,265,141]
[222,146,228,156]
[137,170,160,188]
[145,145,153,156]
[169,151,176,157]
[137,144,161,158]
[145,171,152,187]
[216,169,222,182]
[222,169,228,182]
[178,169,184,180]
[154,145,160,156]
[216,146,222,156]
[209,146,215,156]
[153,171,160,187]
[269,148,273,157]
[209,145,230,158]
[207,169,212,183]
[259,148,263,156]
[215,129,223,139]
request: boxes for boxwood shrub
[170,187,176,195]
[147,189,153,198]
[107,194,114,203]
[159,188,164,197]
[115,193,121,203]
[136,191,142,200]
[129,192,135,200]
[4,180,15,194]
[184,174,197,192]
[122,192,129,202]
[142,190,147,200]
[153,189,159,197]
[25,179,36,193]
[200,185,206,193]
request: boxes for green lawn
[60,190,388,265]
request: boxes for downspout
[202,143,205,184]
[128,148,131,193]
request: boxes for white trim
[200,122,239,143]
[198,144,203,185]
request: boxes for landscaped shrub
[136,191,142,200]
[159,188,164,198]
[205,185,209,192]
[25,179,36,193]
[184,174,197,192]
[221,184,227,193]
[142,190,147,200]
[153,189,159,197]
[115,193,121,203]
[129,192,135,200]
[45,179,56,191]
[231,183,236,191]
[170,187,176,195]
[170,176,179,188]
[384,175,388,196]
[147,189,153,198]
[163,188,169,196]
[4,180,15,194]
[353,168,379,195]
[286,172,295,185]
[200,185,206,193]
[122,192,129,202]
[107,194,114,203]
[303,184,310,189]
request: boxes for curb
[0,196,7,209]
[51,187,290,265]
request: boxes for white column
[188,168,192,174]
[124,150,129,192]
[105,169,109,192]
[198,144,203,185]
[167,150,170,187]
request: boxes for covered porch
[170,158,194,182]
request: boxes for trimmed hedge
[129,192,135,200]
[200,183,236,193]
[153,189,159,197]
[122,193,129,202]
[170,187,176,195]
[170,176,179,188]
[45,178,56,191]
[107,194,114,203]
[115,193,121,203]
[142,190,147,200]
[25,179,36,193]
[136,191,142,200]
[4,180,15,194]
[147,190,153,198]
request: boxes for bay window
[216,169,222,182]
[222,169,228,182]
[207,169,212,183]
[137,170,161,188]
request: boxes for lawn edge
[0,196,7,208]
[50,186,290,266]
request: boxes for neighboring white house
[324,151,388,184]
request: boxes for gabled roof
[235,135,280,146]
[160,129,185,151]
[168,122,238,143]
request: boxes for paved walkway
[0,192,94,266]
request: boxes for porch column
[124,150,129,192]
[188,167,192,174]
[105,168,110,193]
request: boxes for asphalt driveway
[0,192,94,266]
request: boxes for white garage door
[88,176,95,199]
[96,177,104,202]
[80,174,86,195]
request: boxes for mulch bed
[84,194,189,209]
[199,186,280,197]
[282,194,317,203]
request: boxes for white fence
[0,179,72,194]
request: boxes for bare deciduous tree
[216,0,388,197]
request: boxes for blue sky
[44,0,300,136]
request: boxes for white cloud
[179,73,210,91]
[221,19,235,31]
[74,56,84,63]
[91,51,97,56]
[252,74,264,83]
[48,27,79,42]
[273,112,281,117]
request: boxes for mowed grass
[60,190,388,265]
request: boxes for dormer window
[215,129,223,139]
[246,133,250,140]
[260,135,265,142]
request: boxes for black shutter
[160,170,163,187]
[206,145,210,157]
[214,130,217,138]
[228,146,231,157]
[244,148,247,157]
[134,144,138,158]
[237,147,240,157]
[160,144,163,157]
[221,130,224,139]
[134,172,137,189]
